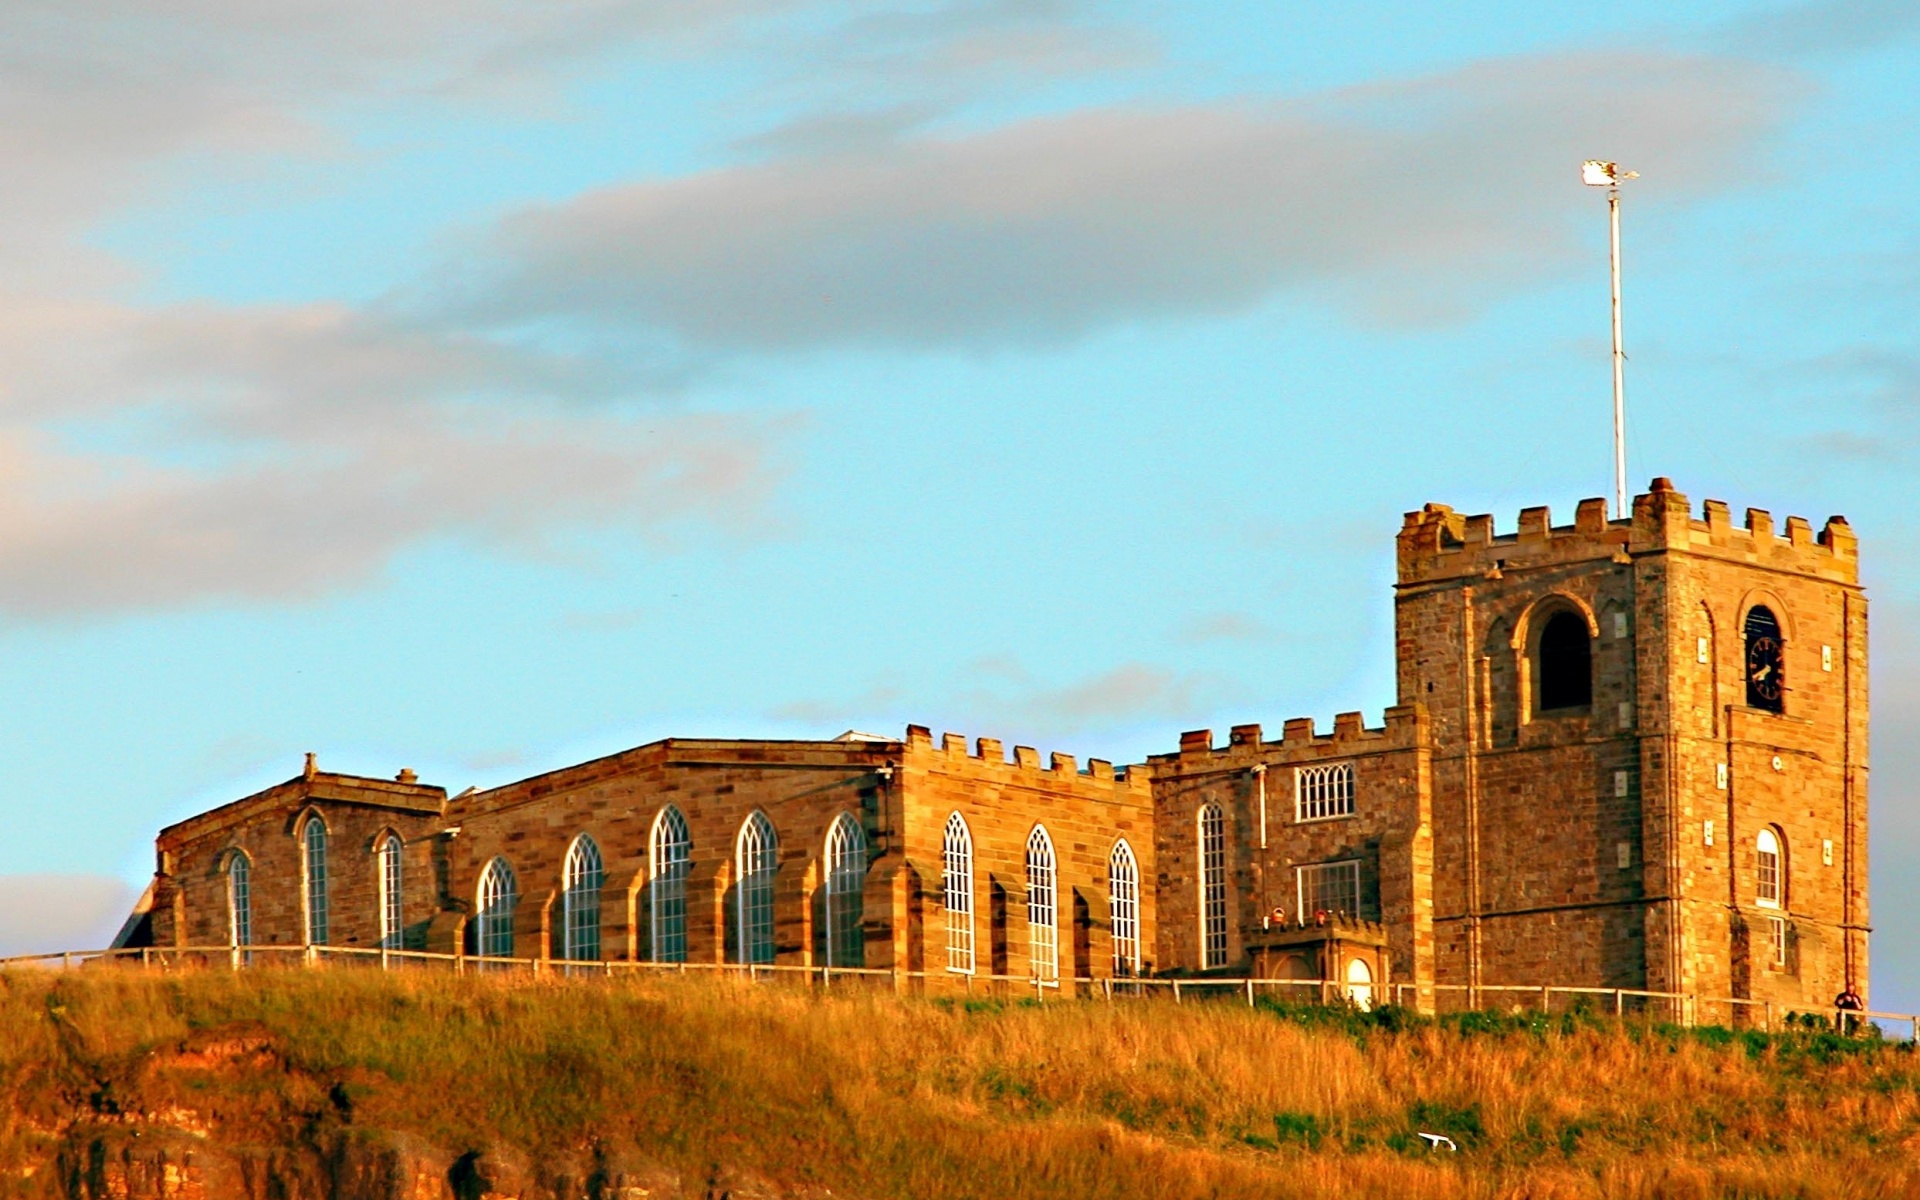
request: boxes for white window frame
[823,813,867,968]
[562,834,605,962]
[1296,860,1362,922]
[1294,763,1356,823]
[1768,915,1788,968]
[649,806,691,963]
[1108,839,1141,978]
[1026,825,1058,986]
[1756,827,1783,909]
[476,857,517,958]
[942,812,976,975]
[735,811,778,965]
[301,816,329,946]
[1198,803,1229,969]
[377,834,403,950]
[227,851,252,950]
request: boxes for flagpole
[1583,160,1637,519]
[1610,183,1625,520]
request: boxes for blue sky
[1,0,1916,1006]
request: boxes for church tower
[1395,478,1867,1012]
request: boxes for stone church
[118,479,1870,1013]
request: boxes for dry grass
[3,966,1920,1198]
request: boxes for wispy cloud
[0,0,1133,618]
[955,658,1232,735]
[0,303,779,615]
[0,7,1808,619]
[435,51,1802,360]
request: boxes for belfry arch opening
[1535,610,1593,713]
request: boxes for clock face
[1747,635,1784,706]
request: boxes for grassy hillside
[2,967,1917,1200]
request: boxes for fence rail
[0,944,1905,1038]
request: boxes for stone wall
[898,726,1156,995]
[148,768,447,951]
[1145,708,1433,989]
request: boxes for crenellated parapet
[1146,704,1429,772]
[902,724,1151,803]
[1397,478,1857,587]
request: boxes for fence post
[1245,979,1255,1007]
[1765,1001,1774,1032]
[1541,985,1551,1013]
[1173,980,1182,1004]
[142,947,151,971]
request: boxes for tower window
[1537,611,1593,711]
[1756,827,1784,909]
[1744,606,1785,713]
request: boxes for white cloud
[437,51,1803,358]
[0,302,779,615]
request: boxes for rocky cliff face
[19,1025,806,1200]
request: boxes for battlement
[1398,478,1857,586]
[1145,704,1429,770]
[903,724,1148,796]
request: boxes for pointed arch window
[649,806,691,963]
[302,816,329,946]
[1538,611,1593,711]
[1745,606,1786,713]
[824,814,867,968]
[942,812,975,974]
[735,812,778,965]
[1757,827,1784,909]
[1198,803,1228,969]
[563,835,605,961]
[476,857,518,958]
[377,834,403,950]
[1108,840,1140,977]
[1026,825,1058,985]
[227,852,252,950]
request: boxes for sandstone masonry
[124,481,1869,1013]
